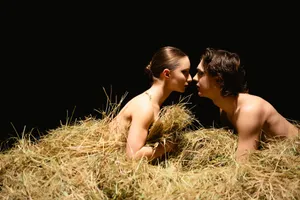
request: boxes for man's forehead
[197,60,204,70]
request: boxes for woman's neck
[146,81,172,107]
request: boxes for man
[193,47,299,162]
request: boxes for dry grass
[0,94,299,200]
[147,97,199,152]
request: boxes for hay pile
[146,102,199,151]
[0,102,300,199]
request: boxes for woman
[110,46,192,160]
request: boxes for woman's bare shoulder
[121,93,153,115]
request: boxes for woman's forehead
[177,56,190,69]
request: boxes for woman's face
[168,56,192,93]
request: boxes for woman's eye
[182,70,189,75]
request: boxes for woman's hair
[145,46,188,82]
[201,47,248,97]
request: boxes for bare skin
[111,56,192,161]
[193,59,299,162]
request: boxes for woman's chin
[177,88,186,93]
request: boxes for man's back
[238,93,299,139]
[220,93,299,160]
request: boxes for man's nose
[192,74,198,82]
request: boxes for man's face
[193,59,220,99]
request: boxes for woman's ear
[162,69,171,79]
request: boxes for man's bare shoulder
[239,93,273,114]
[236,93,279,131]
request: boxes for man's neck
[213,95,238,117]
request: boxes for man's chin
[198,91,204,97]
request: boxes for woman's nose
[187,74,192,82]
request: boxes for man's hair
[201,48,248,96]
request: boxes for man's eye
[198,71,204,76]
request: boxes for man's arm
[234,108,263,162]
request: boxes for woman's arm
[126,103,175,161]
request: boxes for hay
[1,99,300,199]
[175,128,237,170]
[147,100,199,150]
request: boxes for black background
[1,2,299,147]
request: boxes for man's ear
[162,69,171,79]
[214,76,223,87]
